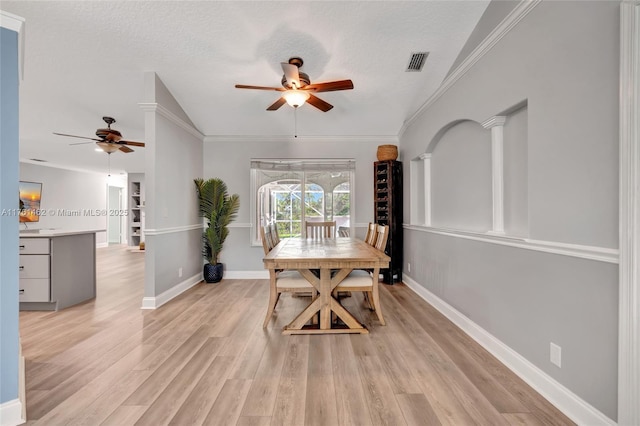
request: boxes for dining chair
[260,225,317,328]
[305,221,336,239]
[269,222,280,246]
[364,222,378,246]
[334,224,389,325]
[338,226,350,237]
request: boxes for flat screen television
[19,181,43,223]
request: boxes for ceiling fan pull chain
[294,106,298,138]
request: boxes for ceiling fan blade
[69,141,95,146]
[118,145,134,153]
[267,97,287,111]
[53,132,101,141]
[281,63,301,89]
[306,93,333,112]
[304,79,354,92]
[118,140,145,147]
[235,84,285,91]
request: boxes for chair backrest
[338,226,350,237]
[305,221,336,239]
[374,224,389,252]
[260,225,275,255]
[269,222,280,245]
[364,222,378,246]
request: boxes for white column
[420,153,432,227]
[619,2,640,424]
[482,116,507,235]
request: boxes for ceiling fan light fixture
[97,142,120,153]
[283,90,310,108]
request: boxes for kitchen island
[19,229,103,311]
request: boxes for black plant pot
[204,263,223,283]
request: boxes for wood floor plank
[304,336,339,426]
[19,245,575,426]
[271,335,309,425]
[329,335,374,426]
[202,379,253,425]
[133,337,224,425]
[168,355,236,425]
[395,393,441,426]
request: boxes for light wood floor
[19,244,574,426]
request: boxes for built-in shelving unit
[128,175,145,248]
[374,160,403,284]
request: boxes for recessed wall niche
[410,102,529,237]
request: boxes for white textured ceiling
[2,1,489,174]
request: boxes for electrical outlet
[550,342,562,368]
[178,267,183,278]
[408,262,411,272]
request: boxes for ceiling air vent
[406,52,428,72]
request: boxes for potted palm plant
[194,177,240,283]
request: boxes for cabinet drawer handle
[19,245,25,250]
[19,289,25,294]
[19,266,24,271]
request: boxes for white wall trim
[204,134,398,144]
[0,10,25,81]
[404,224,619,264]
[618,1,640,424]
[399,0,541,137]
[144,224,202,236]
[402,275,616,426]
[0,399,24,426]
[482,116,507,235]
[140,272,202,309]
[419,153,432,227]
[224,270,269,279]
[138,102,204,140]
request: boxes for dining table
[263,237,390,334]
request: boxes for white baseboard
[224,270,269,279]
[141,273,202,309]
[0,399,24,426]
[402,274,616,426]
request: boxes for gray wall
[143,72,203,298]
[400,1,619,420]
[203,139,390,271]
[0,25,20,407]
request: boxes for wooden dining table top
[263,237,390,269]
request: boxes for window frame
[250,159,356,246]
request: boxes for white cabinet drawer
[19,255,50,279]
[19,238,50,254]
[19,279,50,302]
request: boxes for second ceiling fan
[235,57,353,112]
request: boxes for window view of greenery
[257,172,351,238]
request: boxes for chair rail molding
[404,224,619,264]
[618,1,640,424]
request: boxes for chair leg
[363,291,374,310]
[263,288,280,328]
[370,286,385,326]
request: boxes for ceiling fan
[53,116,145,153]
[235,57,354,112]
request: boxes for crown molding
[0,10,25,81]
[203,134,398,144]
[138,102,204,140]
[399,0,541,137]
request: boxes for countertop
[19,229,106,238]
